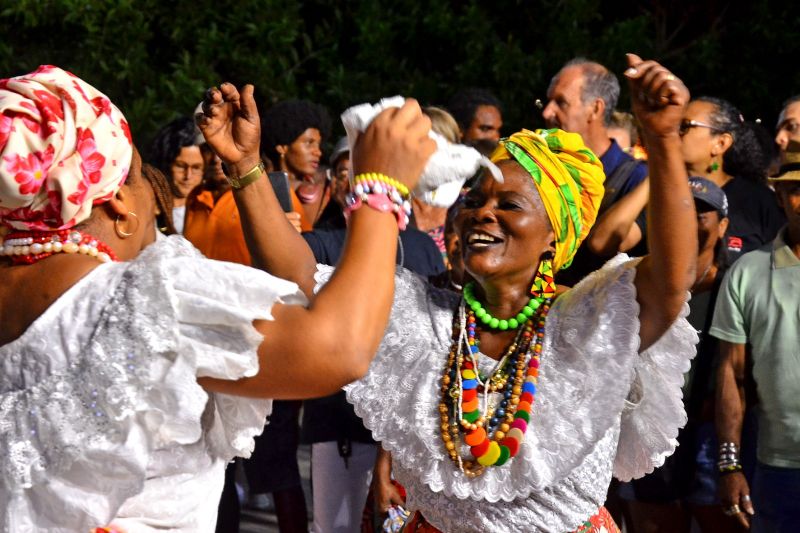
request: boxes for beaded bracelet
[352,172,410,198]
[345,192,411,230]
[345,174,412,230]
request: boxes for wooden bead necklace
[439,296,551,477]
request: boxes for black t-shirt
[302,227,446,278]
[722,178,785,262]
[301,227,446,444]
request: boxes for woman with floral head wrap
[0,66,436,531]
[297,55,699,532]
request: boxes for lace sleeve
[0,236,306,531]
[322,257,696,501]
[613,292,698,481]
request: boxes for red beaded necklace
[0,229,119,265]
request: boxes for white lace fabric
[0,235,306,533]
[317,255,698,531]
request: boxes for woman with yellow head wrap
[490,128,606,273]
[350,55,700,533]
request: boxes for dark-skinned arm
[198,83,318,296]
[372,448,405,512]
[626,54,697,351]
[715,340,754,527]
[231,169,318,296]
[586,177,648,256]
[197,85,436,399]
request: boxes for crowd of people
[0,51,797,533]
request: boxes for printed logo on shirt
[727,236,743,253]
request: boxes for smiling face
[280,127,322,178]
[455,160,555,288]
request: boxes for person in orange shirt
[183,146,252,264]
[184,134,302,265]
[261,99,332,231]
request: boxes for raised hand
[624,54,690,139]
[196,83,261,175]
[351,99,436,192]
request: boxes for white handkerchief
[341,97,502,208]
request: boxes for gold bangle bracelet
[227,161,265,189]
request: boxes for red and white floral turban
[0,65,132,231]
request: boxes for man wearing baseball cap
[711,141,800,532]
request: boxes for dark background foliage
[2,0,798,152]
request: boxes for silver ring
[742,494,751,502]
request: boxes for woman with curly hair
[261,99,332,231]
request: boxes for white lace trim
[316,255,697,508]
[0,236,305,531]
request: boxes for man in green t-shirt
[711,141,800,532]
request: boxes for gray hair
[550,58,620,126]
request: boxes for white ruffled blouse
[0,236,306,533]
[316,255,698,532]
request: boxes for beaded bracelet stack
[345,172,412,230]
[0,229,117,265]
[718,442,743,475]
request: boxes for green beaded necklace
[463,282,546,331]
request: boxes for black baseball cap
[689,177,728,217]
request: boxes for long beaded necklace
[0,229,118,265]
[439,291,551,478]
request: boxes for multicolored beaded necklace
[0,229,118,265]
[439,285,552,478]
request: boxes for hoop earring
[115,211,139,239]
[531,257,557,299]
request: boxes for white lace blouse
[316,255,697,532]
[0,236,306,533]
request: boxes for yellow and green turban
[490,129,605,272]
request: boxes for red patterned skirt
[403,506,620,532]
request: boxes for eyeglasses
[679,120,724,136]
[171,162,204,176]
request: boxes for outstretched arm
[197,84,318,296]
[198,87,436,398]
[627,54,697,351]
